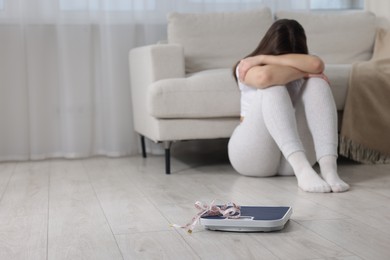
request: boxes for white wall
[365,0,390,28]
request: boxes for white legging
[228,77,338,177]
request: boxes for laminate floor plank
[0,214,47,260]
[250,220,354,260]
[0,161,49,260]
[298,218,390,260]
[82,157,172,234]
[0,146,389,260]
[0,162,15,199]
[47,160,123,260]
[178,229,279,260]
[0,161,49,218]
[115,230,199,260]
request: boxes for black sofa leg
[163,141,172,174]
[139,136,172,174]
[140,135,147,158]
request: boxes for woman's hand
[238,56,264,82]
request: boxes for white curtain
[0,0,362,161]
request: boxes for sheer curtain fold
[0,0,357,161]
[0,0,143,160]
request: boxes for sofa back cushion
[167,8,273,73]
[276,11,376,64]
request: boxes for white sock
[319,155,350,192]
[301,78,339,161]
[288,152,331,193]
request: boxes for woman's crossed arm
[238,54,325,89]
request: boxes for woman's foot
[319,156,350,192]
[296,166,331,193]
[288,152,331,193]
[320,172,350,192]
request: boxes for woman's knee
[260,85,288,95]
[305,78,332,93]
[303,77,335,101]
[306,77,328,86]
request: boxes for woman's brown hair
[233,19,309,81]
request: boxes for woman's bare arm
[259,54,324,74]
[238,54,324,83]
[243,64,307,89]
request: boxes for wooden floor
[0,139,389,260]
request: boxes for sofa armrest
[129,44,185,87]
[129,44,185,137]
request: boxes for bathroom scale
[200,206,292,232]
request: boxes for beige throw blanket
[340,29,390,163]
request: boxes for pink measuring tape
[171,201,241,233]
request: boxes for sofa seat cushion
[149,65,350,119]
[149,69,240,118]
[276,11,376,64]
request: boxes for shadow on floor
[171,138,230,167]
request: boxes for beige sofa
[129,8,377,174]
